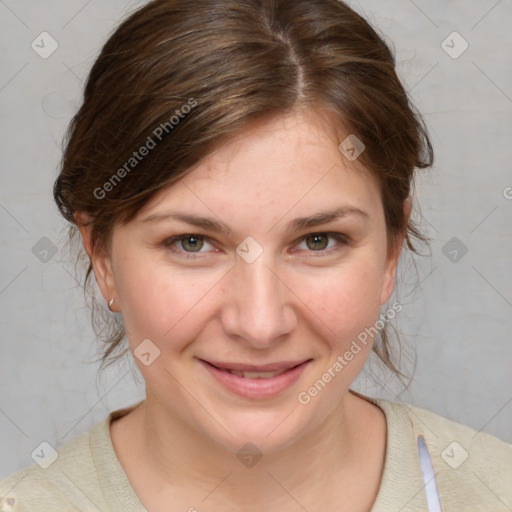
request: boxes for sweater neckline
[90,400,146,511]
[357,393,428,511]
[90,393,426,511]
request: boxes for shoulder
[0,423,104,511]
[1,402,145,512]
[379,398,512,511]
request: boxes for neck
[116,390,386,510]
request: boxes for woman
[1,0,510,510]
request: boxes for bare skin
[110,390,386,511]
[78,107,409,511]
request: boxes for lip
[198,358,312,400]
[202,360,309,372]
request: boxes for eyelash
[162,232,349,259]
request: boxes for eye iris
[306,234,328,251]
[182,236,203,252]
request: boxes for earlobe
[91,250,117,309]
[75,212,118,310]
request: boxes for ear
[75,212,119,311]
[379,196,412,305]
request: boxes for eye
[163,234,216,257]
[161,232,349,260]
[294,232,348,255]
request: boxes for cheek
[290,259,386,414]
[114,255,226,348]
[114,245,387,359]
[286,258,386,388]
[291,260,384,336]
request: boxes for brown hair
[54,0,433,372]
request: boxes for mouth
[198,358,313,399]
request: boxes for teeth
[225,369,287,379]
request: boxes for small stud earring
[108,298,115,311]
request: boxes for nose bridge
[222,251,294,346]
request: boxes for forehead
[137,109,381,222]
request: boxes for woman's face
[91,109,403,453]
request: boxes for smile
[223,368,288,379]
[198,358,312,399]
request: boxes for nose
[220,253,297,349]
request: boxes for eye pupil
[306,234,328,250]
[182,236,203,252]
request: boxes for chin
[199,403,325,457]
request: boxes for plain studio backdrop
[1,0,511,478]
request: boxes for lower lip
[199,359,311,399]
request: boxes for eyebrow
[141,206,369,234]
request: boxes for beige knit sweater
[1,395,511,511]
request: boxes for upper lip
[200,359,312,372]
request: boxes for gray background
[1,0,511,478]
